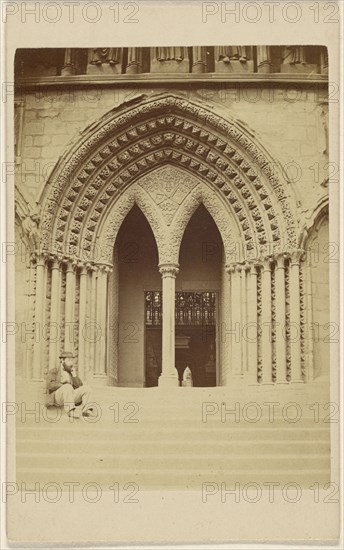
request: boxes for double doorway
[115,202,223,387]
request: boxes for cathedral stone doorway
[144,204,222,387]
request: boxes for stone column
[246,262,259,382]
[158,263,179,387]
[64,260,76,353]
[220,257,231,384]
[25,258,36,379]
[261,257,273,384]
[320,47,328,75]
[226,264,242,377]
[77,264,88,380]
[192,46,207,73]
[32,253,47,380]
[48,256,61,370]
[87,266,98,379]
[126,47,143,74]
[257,46,271,73]
[275,253,287,383]
[241,264,249,374]
[61,48,77,76]
[305,263,314,381]
[94,265,110,381]
[289,250,303,382]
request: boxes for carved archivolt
[38,93,297,263]
[97,166,241,265]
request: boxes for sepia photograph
[2,1,342,547]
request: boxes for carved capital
[246,259,261,275]
[78,262,89,276]
[50,255,63,270]
[275,252,287,270]
[65,259,78,273]
[225,263,243,276]
[261,255,274,271]
[159,263,179,278]
[290,248,305,265]
[225,263,236,275]
[35,253,47,267]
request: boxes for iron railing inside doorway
[145,291,216,326]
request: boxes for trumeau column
[226,264,242,378]
[289,250,304,382]
[48,256,61,371]
[64,260,76,354]
[261,257,273,384]
[158,263,179,387]
[246,262,259,382]
[32,253,47,380]
[77,264,88,381]
[275,253,288,383]
[94,265,110,383]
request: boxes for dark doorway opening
[144,291,217,387]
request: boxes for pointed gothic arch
[38,93,298,266]
[23,93,310,388]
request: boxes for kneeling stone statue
[182,366,193,387]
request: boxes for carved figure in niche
[217,46,248,63]
[90,48,121,65]
[156,47,184,62]
[282,46,306,65]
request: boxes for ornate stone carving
[89,48,121,66]
[158,263,179,278]
[256,268,263,383]
[271,265,277,382]
[285,259,291,381]
[156,47,185,62]
[216,46,249,63]
[299,262,306,381]
[39,94,297,262]
[282,46,306,65]
[139,165,198,226]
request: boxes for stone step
[17,438,330,455]
[16,424,330,442]
[15,381,331,404]
[15,407,331,424]
[16,467,331,489]
[17,451,330,471]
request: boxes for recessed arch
[38,93,298,264]
[95,182,166,264]
[95,165,243,265]
[172,178,241,266]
